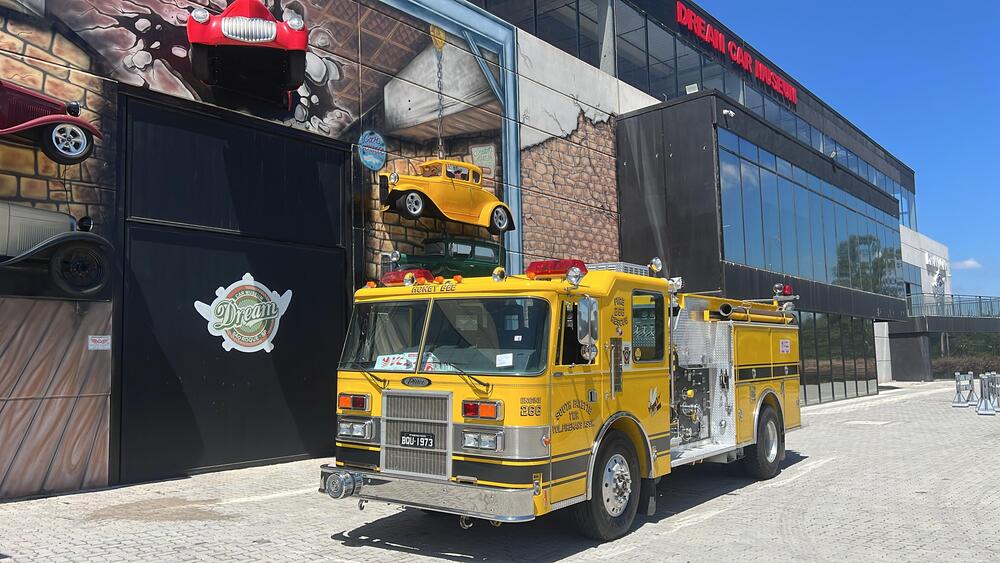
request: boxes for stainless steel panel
[381,390,451,479]
[221,17,277,43]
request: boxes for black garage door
[118,95,350,483]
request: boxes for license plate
[400,431,435,449]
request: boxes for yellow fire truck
[321,259,800,540]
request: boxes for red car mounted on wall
[0,80,101,165]
[187,0,307,93]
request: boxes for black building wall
[618,91,907,321]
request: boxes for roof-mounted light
[492,266,507,282]
[525,260,588,281]
[773,282,793,297]
[381,268,433,287]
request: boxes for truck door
[606,289,670,473]
[548,296,602,506]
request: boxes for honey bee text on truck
[321,259,801,540]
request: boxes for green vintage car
[382,237,504,278]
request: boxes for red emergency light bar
[526,259,588,280]
[773,282,794,296]
[381,268,433,286]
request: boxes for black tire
[742,405,784,480]
[190,44,215,84]
[396,191,425,220]
[40,123,94,165]
[49,242,108,297]
[487,206,513,235]
[570,430,640,541]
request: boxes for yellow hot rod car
[378,160,514,234]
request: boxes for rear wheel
[742,405,783,479]
[49,242,108,296]
[487,206,512,235]
[570,430,639,541]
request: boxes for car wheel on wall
[49,242,108,296]
[41,123,94,165]
[488,206,512,235]
[397,191,425,220]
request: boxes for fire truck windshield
[339,297,549,376]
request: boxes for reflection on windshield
[421,298,549,376]
[339,301,427,372]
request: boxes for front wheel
[487,206,512,235]
[41,123,94,165]
[570,430,639,541]
[396,191,425,220]
[742,405,784,479]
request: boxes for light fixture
[191,7,210,23]
[648,257,663,274]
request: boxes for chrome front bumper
[319,464,536,522]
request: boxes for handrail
[907,293,1000,319]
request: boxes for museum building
[0,0,945,500]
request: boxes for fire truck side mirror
[576,296,599,346]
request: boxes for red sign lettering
[675,1,797,105]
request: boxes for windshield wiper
[441,361,492,394]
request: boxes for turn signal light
[381,269,433,287]
[462,400,502,420]
[526,259,588,280]
[338,393,370,411]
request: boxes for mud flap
[638,478,656,516]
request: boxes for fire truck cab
[322,259,801,540]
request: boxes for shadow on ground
[328,450,807,561]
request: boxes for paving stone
[0,381,997,561]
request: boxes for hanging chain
[430,25,446,159]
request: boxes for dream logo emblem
[194,273,292,353]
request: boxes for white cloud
[953,258,983,270]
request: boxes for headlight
[389,172,399,184]
[66,101,81,116]
[286,15,304,30]
[191,7,210,23]
[566,266,583,287]
[462,431,502,451]
[337,420,372,440]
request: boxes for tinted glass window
[486,0,535,33]
[340,301,428,372]
[823,198,839,284]
[795,184,813,280]
[758,148,776,171]
[796,117,811,145]
[778,177,798,277]
[647,21,677,100]
[776,157,792,178]
[800,312,819,404]
[760,169,781,272]
[738,136,758,162]
[809,191,827,283]
[779,107,796,135]
[675,38,701,94]
[632,291,665,361]
[537,0,579,57]
[815,312,832,401]
[579,0,608,68]
[719,150,745,264]
[615,0,648,91]
[723,70,743,103]
[763,97,781,125]
[740,159,765,268]
[702,56,724,92]
[718,128,739,153]
[474,245,498,261]
[744,84,763,115]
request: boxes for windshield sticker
[496,353,513,368]
[513,335,522,342]
[375,352,419,370]
[194,273,292,353]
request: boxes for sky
[695,0,1000,295]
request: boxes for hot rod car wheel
[49,242,108,296]
[570,430,640,541]
[397,191,425,219]
[41,124,93,165]
[488,207,512,235]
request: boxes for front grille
[381,391,451,479]
[221,17,277,43]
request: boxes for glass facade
[474,0,918,230]
[798,312,877,405]
[718,129,903,298]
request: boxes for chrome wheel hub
[405,193,422,215]
[601,453,631,517]
[492,208,507,229]
[52,124,87,157]
[765,419,779,463]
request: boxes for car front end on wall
[187,0,308,92]
[0,80,102,165]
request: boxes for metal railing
[907,293,1000,318]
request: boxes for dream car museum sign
[194,273,293,353]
